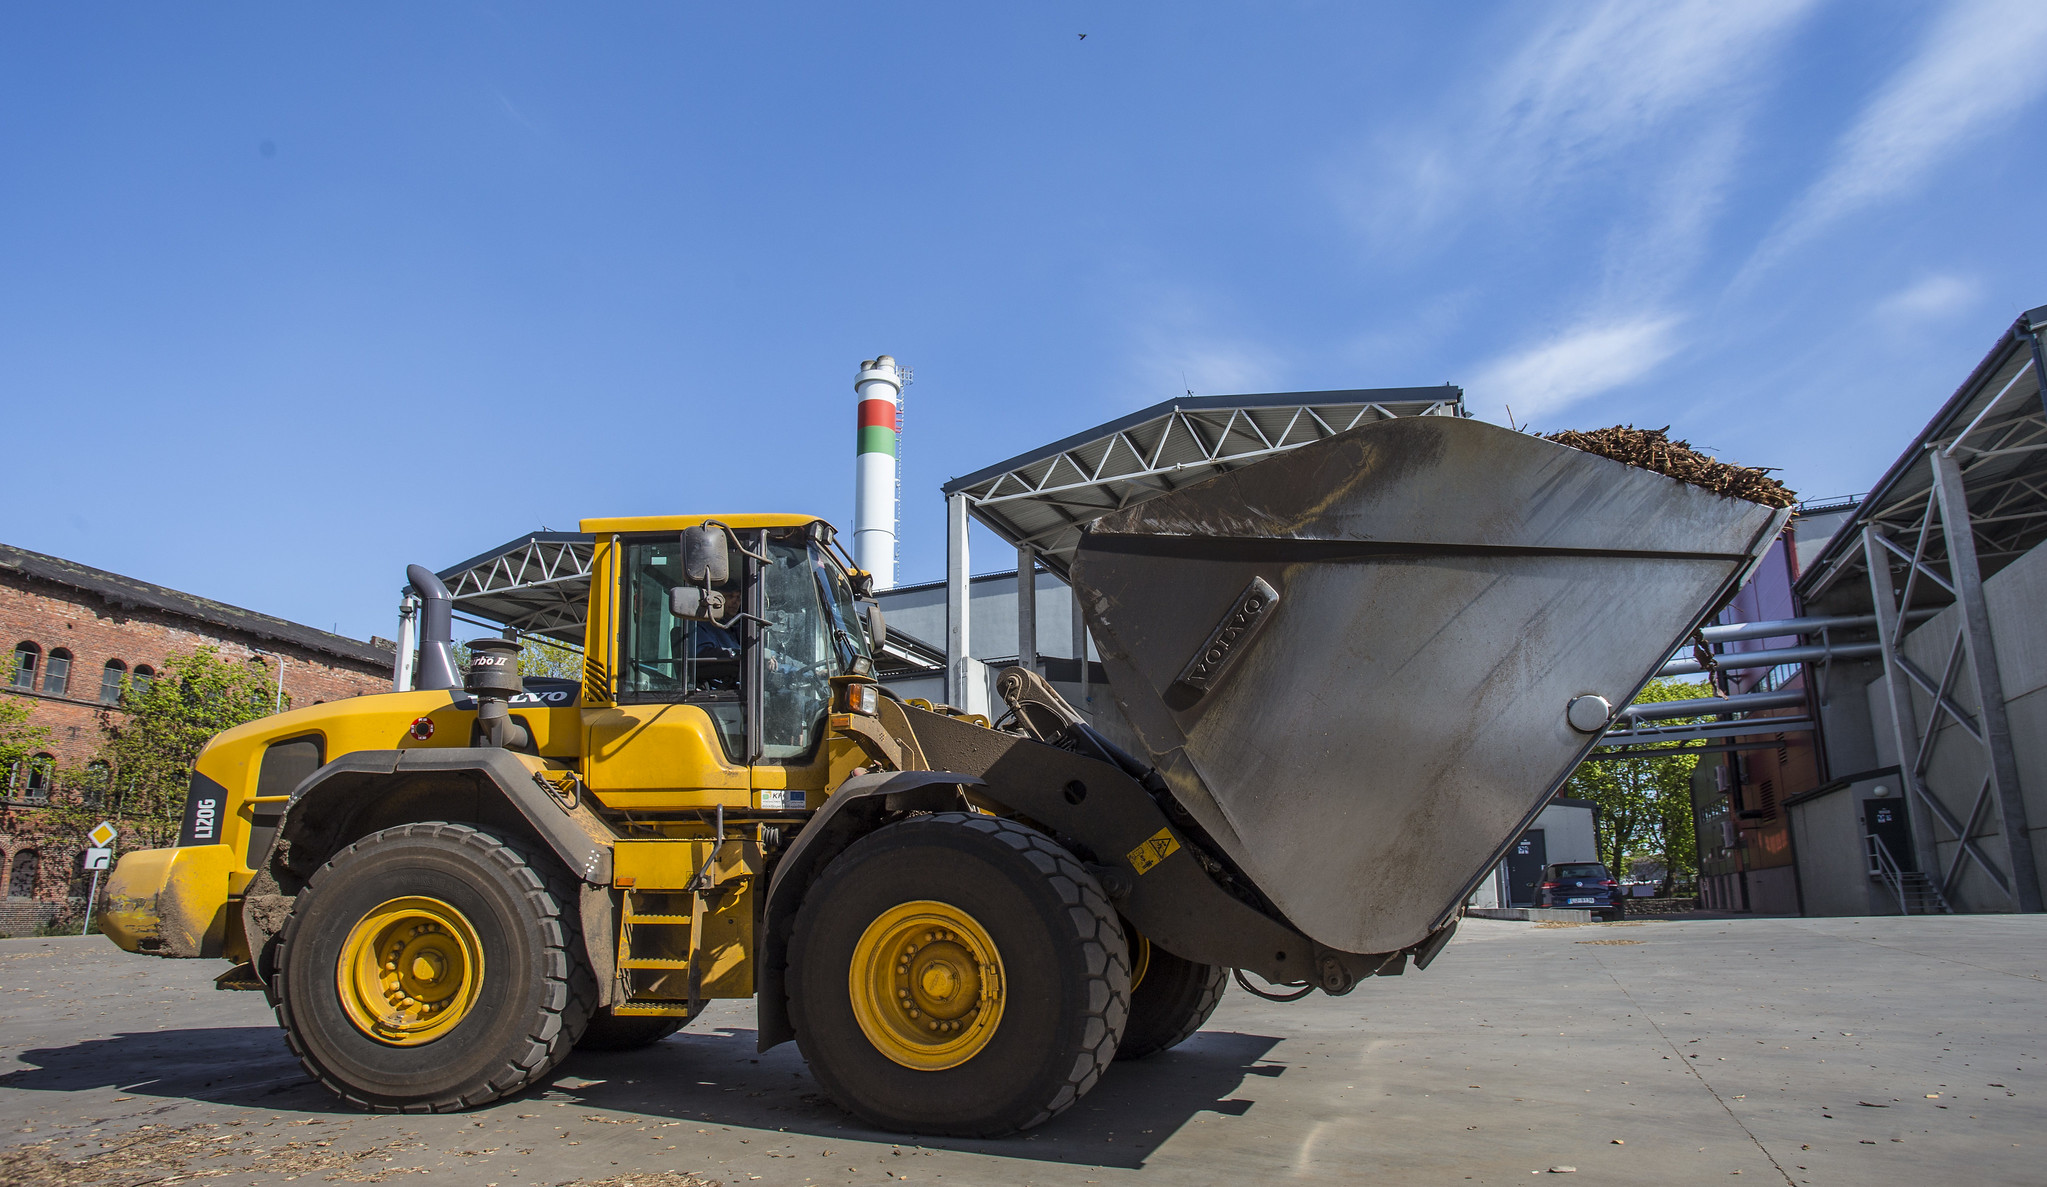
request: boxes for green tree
[0,695,52,792]
[95,646,287,849]
[1562,679,1710,891]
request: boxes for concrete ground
[0,914,2039,1187]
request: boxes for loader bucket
[1069,415,1788,955]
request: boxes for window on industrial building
[9,643,37,690]
[100,659,127,704]
[85,759,111,808]
[132,664,155,696]
[42,648,70,696]
[7,850,38,898]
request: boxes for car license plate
[1567,897,1594,904]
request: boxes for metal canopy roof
[437,531,596,646]
[1798,306,2047,606]
[941,386,1467,577]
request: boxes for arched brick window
[132,664,156,696]
[7,849,38,898]
[9,643,37,691]
[43,648,71,696]
[22,754,53,802]
[100,659,127,705]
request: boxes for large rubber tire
[273,822,597,1112]
[1115,943,1226,1060]
[576,1007,692,1052]
[787,813,1129,1137]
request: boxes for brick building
[1,543,394,932]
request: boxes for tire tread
[271,822,596,1113]
[787,812,1129,1136]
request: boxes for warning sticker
[1127,827,1181,876]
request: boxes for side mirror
[863,600,887,649]
[670,586,726,622]
[682,525,730,585]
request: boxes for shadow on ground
[0,1025,334,1110]
[0,1022,1283,1168]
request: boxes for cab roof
[577,512,829,534]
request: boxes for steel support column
[946,492,971,707]
[1861,527,1944,890]
[1071,578,1090,714]
[1016,542,1037,675]
[2030,314,2047,424]
[1929,449,2043,911]
[393,591,419,692]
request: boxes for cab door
[582,534,751,809]
[748,530,840,809]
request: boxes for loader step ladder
[613,890,709,1018]
[612,830,763,1018]
[1866,833,1952,915]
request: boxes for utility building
[1786,305,2047,916]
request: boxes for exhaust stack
[852,356,903,590]
[405,564,462,691]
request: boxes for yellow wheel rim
[848,900,1004,1071]
[1129,931,1151,992]
[336,896,485,1047]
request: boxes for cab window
[760,534,835,760]
[617,538,744,758]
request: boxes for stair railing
[1865,832,1909,915]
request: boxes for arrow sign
[83,847,113,871]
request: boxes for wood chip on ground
[1543,426,1796,508]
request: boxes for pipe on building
[853,356,904,591]
[1694,611,1931,645]
[1657,641,1882,678]
[1614,689,1807,723]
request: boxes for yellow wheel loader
[99,417,1787,1136]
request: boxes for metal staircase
[1866,833,1952,915]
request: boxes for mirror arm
[716,611,771,633]
[702,520,771,563]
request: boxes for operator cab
[612,519,874,763]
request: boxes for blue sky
[3,3,2044,643]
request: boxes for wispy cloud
[1341,1,1815,414]
[1483,2,1816,197]
[1120,283,1281,398]
[1356,1,1818,245]
[1471,315,1684,424]
[1875,274,1980,322]
[1750,0,2047,273]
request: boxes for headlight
[844,683,880,716]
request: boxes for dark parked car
[1535,862,1624,920]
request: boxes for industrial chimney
[853,355,903,589]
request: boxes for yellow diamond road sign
[89,821,117,848]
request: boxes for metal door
[1862,799,1915,872]
[1506,829,1547,907]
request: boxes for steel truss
[943,389,1464,580]
[437,532,597,645]
[1863,452,2043,913]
